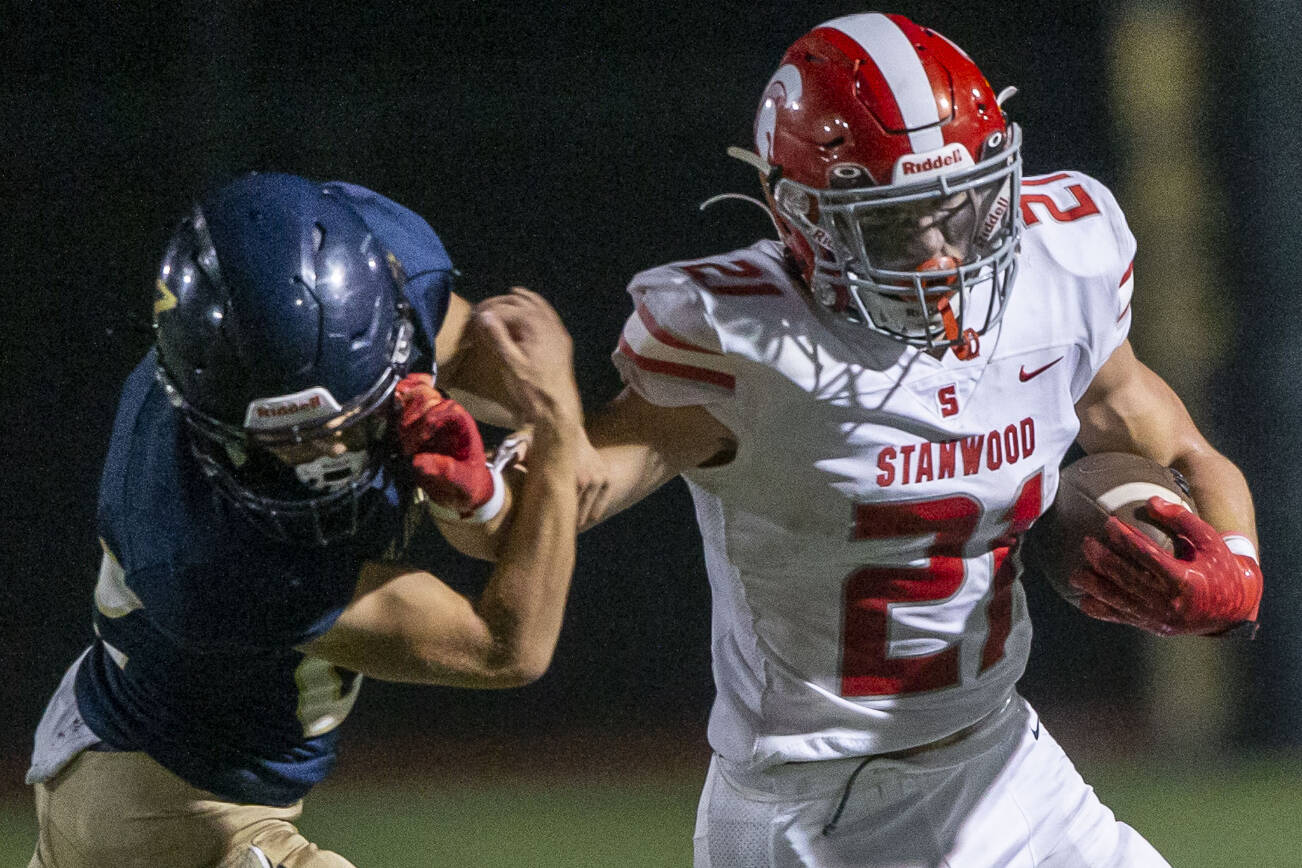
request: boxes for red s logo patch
[938,385,959,417]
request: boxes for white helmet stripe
[823,13,945,154]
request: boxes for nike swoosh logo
[1019,357,1064,382]
[1032,720,1041,740]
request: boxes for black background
[5,0,1297,773]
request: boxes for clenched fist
[471,288,583,432]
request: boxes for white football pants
[693,694,1168,867]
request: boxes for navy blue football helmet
[153,172,416,545]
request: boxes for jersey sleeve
[611,265,737,407]
[1084,174,1136,375]
[105,484,365,654]
[124,541,362,654]
[1023,172,1137,400]
[323,181,453,372]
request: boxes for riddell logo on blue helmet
[257,395,320,418]
[245,387,343,430]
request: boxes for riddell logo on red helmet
[901,146,967,176]
[891,145,975,184]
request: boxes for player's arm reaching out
[298,291,585,688]
[426,292,737,564]
[1070,338,1263,636]
[576,387,737,529]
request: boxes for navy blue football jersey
[71,184,454,806]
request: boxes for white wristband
[1221,534,1259,562]
[426,462,506,525]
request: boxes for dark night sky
[7,0,1294,765]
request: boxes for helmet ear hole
[979,131,1007,161]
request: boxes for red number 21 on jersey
[840,471,1042,697]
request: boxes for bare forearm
[578,389,736,531]
[577,439,678,532]
[1076,341,1259,547]
[306,289,585,688]
[1170,446,1258,548]
[472,421,579,681]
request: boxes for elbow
[468,595,565,688]
[480,644,555,688]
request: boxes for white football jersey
[613,171,1136,770]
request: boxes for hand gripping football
[1021,452,1197,607]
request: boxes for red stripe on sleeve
[636,303,723,355]
[617,337,735,390]
[678,262,784,296]
[1022,172,1073,187]
[1119,260,1134,286]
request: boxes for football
[1021,452,1197,607]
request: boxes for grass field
[4,753,1300,866]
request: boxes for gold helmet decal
[384,251,407,287]
[153,277,178,320]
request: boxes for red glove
[1069,497,1262,637]
[393,373,494,515]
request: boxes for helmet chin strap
[699,147,787,238]
[698,192,781,236]
[916,255,979,361]
[936,294,980,360]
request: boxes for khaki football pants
[29,749,354,868]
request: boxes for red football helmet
[737,12,1021,356]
